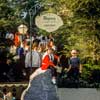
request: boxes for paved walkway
[57,88,100,100]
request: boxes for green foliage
[81,66,91,81]
[84,64,100,70]
[0,0,24,32]
[81,63,100,81]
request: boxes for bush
[81,64,100,83]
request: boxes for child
[67,49,82,81]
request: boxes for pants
[67,67,80,81]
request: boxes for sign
[35,13,63,32]
[18,24,28,35]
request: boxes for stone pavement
[57,88,100,100]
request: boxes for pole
[29,9,33,74]
[28,2,42,74]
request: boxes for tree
[0,0,25,35]
[49,0,100,64]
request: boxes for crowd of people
[0,31,58,82]
[0,31,83,83]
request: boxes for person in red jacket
[41,48,55,70]
[29,47,58,84]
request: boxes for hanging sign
[35,13,63,32]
